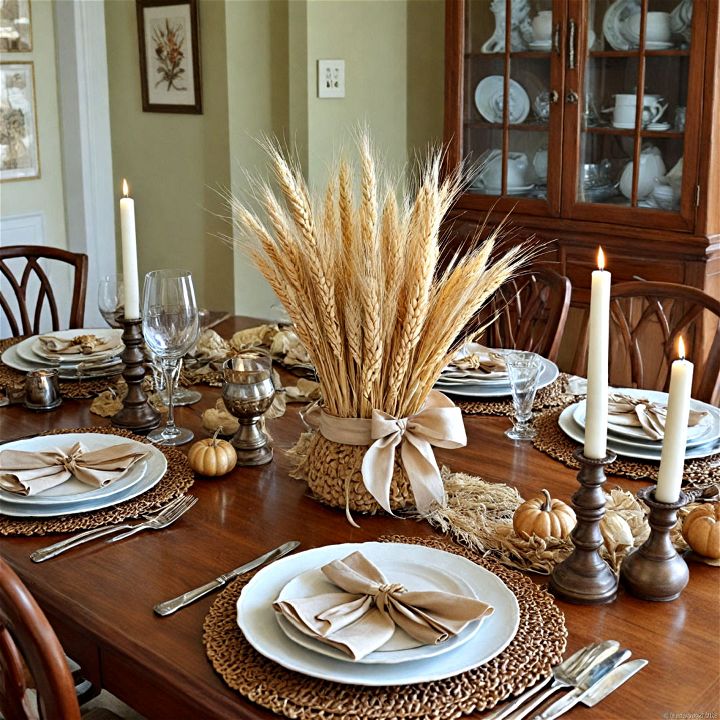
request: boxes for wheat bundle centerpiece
[228,134,530,521]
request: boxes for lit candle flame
[597,246,605,271]
[678,336,686,361]
[122,178,129,197]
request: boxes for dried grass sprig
[227,135,530,419]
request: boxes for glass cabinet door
[462,0,564,215]
[564,0,701,230]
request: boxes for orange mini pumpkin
[513,489,576,540]
[187,431,237,477]
[682,503,720,559]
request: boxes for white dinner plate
[30,328,123,362]
[1,343,123,380]
[528,40,552,51]
[603,0,642,51]
[474,76,530,124]
[0,434,167,517]
[274,560,485,664]
[646,122,671,131]
[644,41,674,50]
[558,405,720,461]
[572,389,720,447]
[237,542,520,686]
[474,183,536,196]
[436,355,558,399]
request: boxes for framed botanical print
[0,0,32,53]
[136,0,202,114]
[0,62,39,182]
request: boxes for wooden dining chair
[480,266,572,362]
[572,280,720,405]
[0,245,88,337]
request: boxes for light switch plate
[317,59,345,99]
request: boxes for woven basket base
[0,426,194,536]
[298,432,413,513]
[533,408,719,486]
[203,534,567,720]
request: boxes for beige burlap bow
[0,442,148,496]
[608,393,708,441]
[273,551,493,661]
[37,333,120,355]
[317,391,467,517]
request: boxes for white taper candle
[120,179,140,320]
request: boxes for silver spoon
[483,640,619,720]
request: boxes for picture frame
[136,0,202,114]
[0,0,32,53]
[0,61,40,182]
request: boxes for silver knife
[153,540,300,616]
[532,656,644,720]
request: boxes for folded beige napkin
[607,393,708,441]
[0,442,148,496]
[37,333,120,356]
[451,347,506,374]
[273,551,494,661]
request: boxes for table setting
[1,135,718,720]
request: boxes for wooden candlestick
[549,448,618,605]
[620,486,690,602]
[111,317,161,433]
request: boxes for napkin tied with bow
[273,551,494,661]
[0,442,148,496]
[37,334,120,355]
[608,393,708,441]
[450,347,506,374]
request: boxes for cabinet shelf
[584,127,684,139]
[464,120,548,132]
[464,51,552,59]
[589,49,690,58]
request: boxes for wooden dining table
[1,317,718,720]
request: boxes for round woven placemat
[203,534,567,720]
[0,337,123,400]
[533,408,720,487]
[457,374,578,417]
[0,426,194,536]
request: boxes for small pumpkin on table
[188,430,237,478]
[682,503,720,563]
[513,489,577,541]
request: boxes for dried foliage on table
[225,134,533,514]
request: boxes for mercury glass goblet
[505,350,542,440]
[222,351,275,466]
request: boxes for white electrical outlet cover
[317,59,345,99]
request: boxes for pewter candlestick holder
[111,317,161,433]
[549,448,619,605]
[222,353,275,466]
[620,486,690,602]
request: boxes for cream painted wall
[104,0,233,311]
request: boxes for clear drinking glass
[142,269,200,445]
[98,274,124,327]
[505,351,542,440]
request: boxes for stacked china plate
[2,328,124,380]
[236,542,520,685]
[0,433,167,518]
[558,387,720,461]
[433,343,559,399]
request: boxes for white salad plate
[646,122,671,131]
[237,542,519,686]
[474,76,530,124]
[1,342,123,380]
[30,328,123,362]
[558,405,720,461]
[603,0,642,51]
[0,433,167,517]
[572,389,720,447]
[644,41,674,50]
[476,184,535,196]
[274,561,484,665]
[528,40,552,51]
[436,355,558,399]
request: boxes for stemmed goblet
[505,350,542,440]
[142,269,200,445]
[98,274,124,328]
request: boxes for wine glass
[504,351,542,441]
[142,269,199,445]
[98,274,124,327]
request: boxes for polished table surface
[1,318,718,720]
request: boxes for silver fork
[106,495,197,543]
[30,495,195,563]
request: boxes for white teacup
[532,11,552,42]
[627,12,672,43]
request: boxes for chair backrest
[0,246,88,337]
[481,266,572,362]
[572,280,720,405]
[0,558,81,720]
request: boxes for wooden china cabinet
[443,0,720,363]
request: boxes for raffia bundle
[227,135,531,513]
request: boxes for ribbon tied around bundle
[273,551,494,661]
[314,390,467,518]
